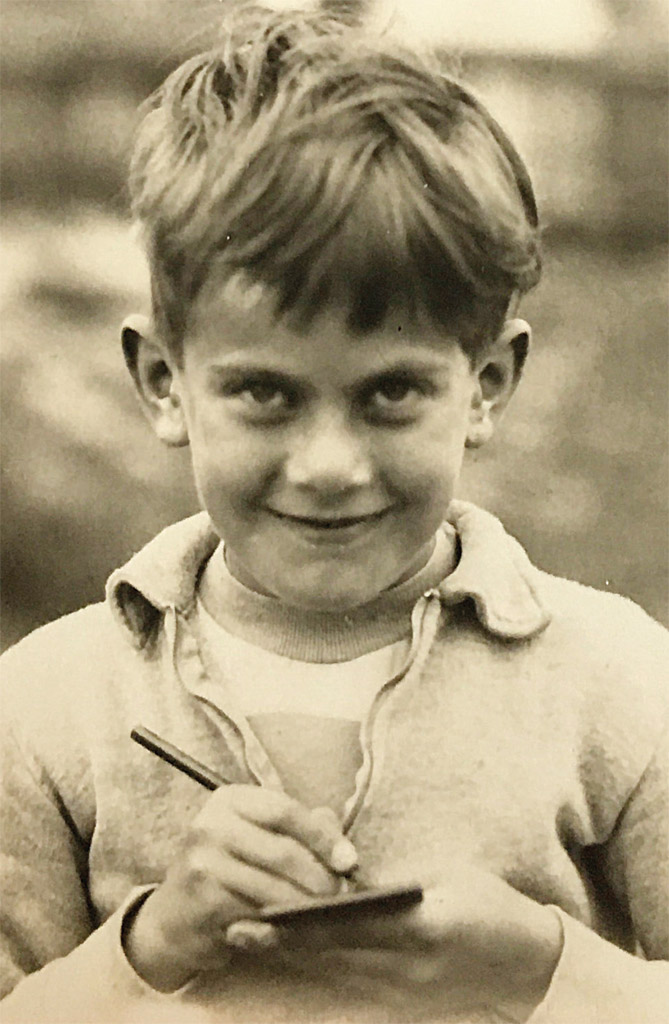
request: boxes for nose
[285,408,372,495]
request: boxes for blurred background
[1,0,667,650]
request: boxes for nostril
[286,462,372,491]
[285,436,371,490]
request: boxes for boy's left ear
[466,318,531,448]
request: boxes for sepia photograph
[1,1,667,1021]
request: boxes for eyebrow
[206,356,452,391]
[206,365,299,389]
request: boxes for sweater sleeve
[0,715,198,1021]
[0,889,201,1024]
[527,912,669,1024]
[0,663,184,1022]
[528,720,669,1024]
[0,718,94,996]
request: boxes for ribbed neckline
[196,525,458,662]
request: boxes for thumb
[311,806,358,874]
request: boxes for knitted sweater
[1,501,667,1023]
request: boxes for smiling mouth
[269,509,390,529]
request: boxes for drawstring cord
[168,590,445,839]
[342,588,444,833]
[406,588,443,681]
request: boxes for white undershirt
[194,599,410,810]
[196,597,409,717]
[192,525,456,809]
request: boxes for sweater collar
[439,501,551,639]
[107,500,550,651]
[193,526,457,661]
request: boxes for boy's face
[136,276,516,612]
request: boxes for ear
[466,318,531,449]
[121,314,189,447]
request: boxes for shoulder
[537,569,668,690]
[0,603,143,773]
[535,573,669,843]
[443,502,668,712]
[1,601,125,693]
[530,571,669,785]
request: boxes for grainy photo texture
[1,2,667,1022]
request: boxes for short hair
[129,3,541,363]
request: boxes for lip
[267,507,391,541]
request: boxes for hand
[228,864,563,1022]
[123,786,357,992]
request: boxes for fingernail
[226,921,277,950]
[331,836,358,873]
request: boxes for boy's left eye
[374,379,417,404]
[366,375,430,418]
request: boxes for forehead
[185,270,469,375]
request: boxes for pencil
[131,725,229,790]
[130,724,361,885]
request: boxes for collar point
[477,603,552,641]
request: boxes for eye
[373,378,419,405]
[217,371,299,421]
[365,373,432,421]
[240,382,287,409]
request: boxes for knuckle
[271,835,299,877]
[182,846,215,893]
[311,806,340,833]
[230,786,287,825]
[183,824,212,854]
[195,789,234,827]
[273,803,297,834]
[256,790,296,831]
[264,790,292,821]
[226,784,255,814]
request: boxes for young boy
[1,5,667,1022]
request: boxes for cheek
[380,415,468,501]
[188,420,281,516]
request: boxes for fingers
[310,806,358,873]
[209,814,341,896]
[309,806,341,832]
[219,787,358,875]
[128,788,358,989]
[213,852,324,910]
[170,839,333,922]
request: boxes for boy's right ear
[121,315,189,447]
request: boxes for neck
[197,526,458,663]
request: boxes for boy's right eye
[219,373,298,420]
[241,382,286,407]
